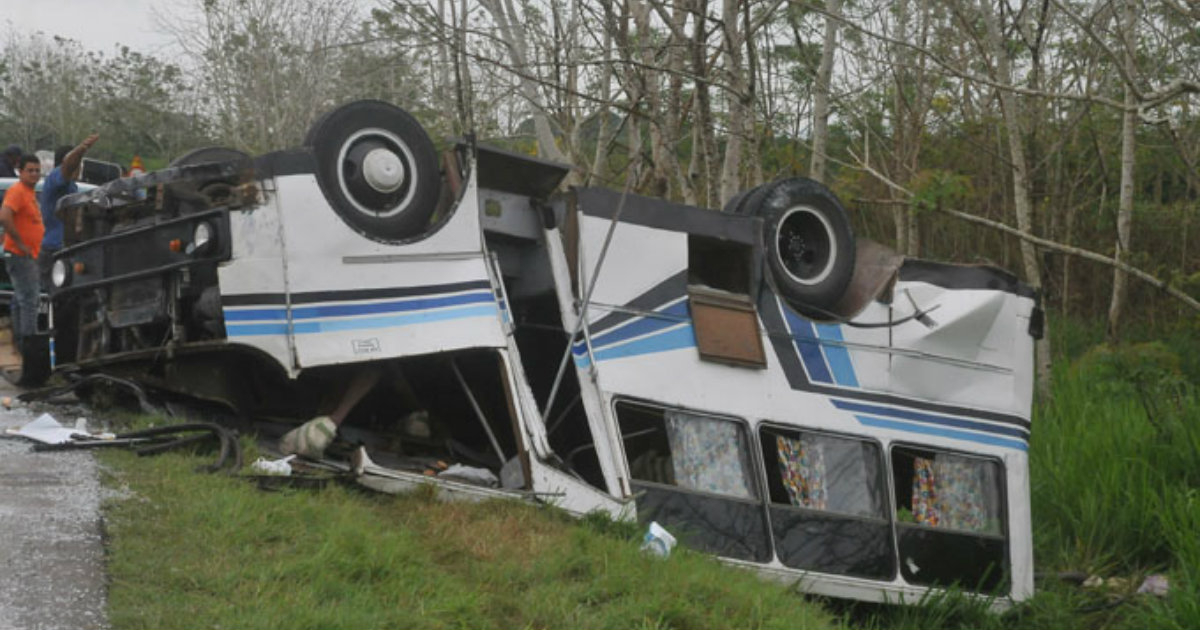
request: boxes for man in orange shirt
[1,154,45,349]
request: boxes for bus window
[759,427,895,579]
[616,400,771,562]
[891,446,1008,593]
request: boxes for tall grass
[1030,324,1200,628]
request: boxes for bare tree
[1106,0,1138,343]
[161,0,362,153]
[479,0,572,165]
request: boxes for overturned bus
[42,100,1039,605]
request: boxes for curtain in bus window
[664,410,754,499]
[775,435,827,509]
[912,455,986,532]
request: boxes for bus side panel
[269,168,510,368]
[217,196,294,373]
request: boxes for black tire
[14,333,51,387]
[742,177,856,317]
[305,100,441,240]
[167,147,250,213]
[721,187,754,214]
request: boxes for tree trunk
[481,0,571,167]
[690,0,720,208]
[1106,0,1138,344]
[667,2,697,204]
[719,0,748,206]
[980,0,1051,396]
[809,0,841,183]
[589,13,615,187]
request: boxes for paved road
[0,379,108,630]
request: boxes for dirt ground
[0,376,109,630]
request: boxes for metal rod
[543,154,642,415]
[449,357,506,463]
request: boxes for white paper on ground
[5,413,78,445]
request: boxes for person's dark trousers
[5,254,41,348]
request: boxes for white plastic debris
[500,456,525,489]
[5,413,78,445]
[640,521,677,557]
[1138,574,1169,597]
[250,455,296,476]
[438,464,499,487]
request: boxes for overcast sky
[5,0,178,57]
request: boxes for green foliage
[909,169,973,214]
[1071,342,1190,429]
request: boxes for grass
[100,443,839,629]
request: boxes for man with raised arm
[40,134,99,281]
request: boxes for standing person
[0,145,22,178]
[39,134,99,281]
[0,154,44,351]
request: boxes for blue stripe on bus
[588,300,689,350]
[572,323,696,366]
[833,399,1028,438]
[224,307,289,322]
[225,322,290,336]
[226,303,499,337]
[592,324,695,362]
[814,323,859,387]
[223,290,495,322]
[783,309,833,384]
[855,415,1028,451]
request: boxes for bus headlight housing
[191,221,214,254]
[51,259,69,288]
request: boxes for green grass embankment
[101,446,838,629]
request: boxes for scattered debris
[4,413,97,445]
[640,521,676,558]
[251,455,296,476]
[438,463,498,487]
[1138,574,1169,597]
[8,417,243,474]
[17,373,161,415]
[1081,573,1170,598]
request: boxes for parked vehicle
[46,101,1039,606]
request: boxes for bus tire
[305,100,441,241]
[167,147,250,212]
[742,177,856,317]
